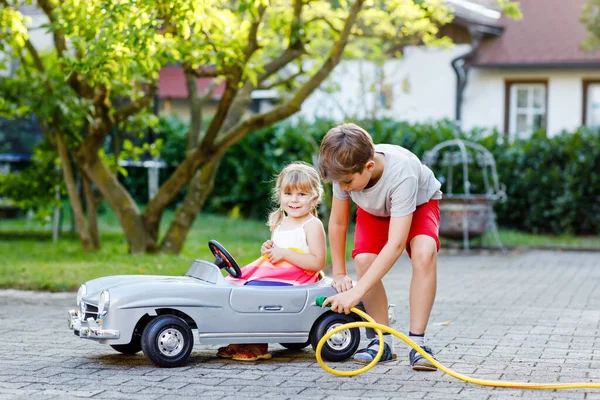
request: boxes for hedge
[125,117,600,236]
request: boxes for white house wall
[26,14,54,51]
[463,69,600,136]
[297,45,469,123]
[381,45,468,123]
[298,44,599,136]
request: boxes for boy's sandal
[353,339,397,364]
[231,344,272,361]
[216,344,240,358]
[409,345,437,371]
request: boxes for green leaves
[0,145,63,221]
[582,0,600,51]
[497,0,522,20]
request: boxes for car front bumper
[67,309,120,340]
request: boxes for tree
[582,0,600,50]
[0,0,517,254]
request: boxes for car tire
[310,313,360,362]
[280,340,311,351]
[141,315,193,368]
[110,337,142,355]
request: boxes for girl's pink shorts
[352,199,441,259]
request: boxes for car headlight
[97,290,110,317]
[77,284,87,306]
[79,301,86,321]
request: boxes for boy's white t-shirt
[332,144,442,218]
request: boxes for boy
[318,123,442,371]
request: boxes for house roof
[158,66,225,100]
[472,0,600,67]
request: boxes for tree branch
[0,0,45,71]
[216,0,366,150]
[259,69,304,90]
[245,5,267,61]
[290,0,304,47]
[36,0,67,56]
[35,0,96,98]
[187,69,222,78]
[114,84,157,123]
[305,16,342,34]
[23,39,44,72]
[196,4,266,153]
[143,0,363,223]
[258,47,306,82]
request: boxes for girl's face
[280,186,315,219]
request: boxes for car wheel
[310,313,360,362]
[280,340,311,351]
[141,315,193,368]
[110,337,142,355]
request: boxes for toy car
[68,240,378,368]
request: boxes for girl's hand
[331,275,353,292]
[261,240,274,255]
[266,246,287,264]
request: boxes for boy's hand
[321,289,362,315]
[261,240,274,255]
[266,246,287,264]
[331,275,353,292]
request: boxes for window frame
[582,79,600,127]
[504,79,548,139]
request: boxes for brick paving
[1,250,600,399]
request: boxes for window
[583,81,600,128]
[506,82,547,140]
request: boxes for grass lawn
[1,206,598,291]
[0,210,273,291]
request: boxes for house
[157,66,279,122]
[298,0,600,139]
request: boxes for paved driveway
[1,250,600,399]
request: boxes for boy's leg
[406,200,440,371]
[352,208,396,363]
[352,208,391,326]
[408,236,437,335]
[354,253,389,325]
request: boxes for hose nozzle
[315,296,329,307]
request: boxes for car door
[228,286,309,332]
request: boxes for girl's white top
[272,216,315,253]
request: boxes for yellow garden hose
[314,296,600,389]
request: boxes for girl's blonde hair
[267,161,324,230]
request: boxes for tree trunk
[185,70,203,152]
[82,174,100,249]
[55,131,92,250]
[159,155,223,253]
[81,154,156,253]
[159,83,254,254]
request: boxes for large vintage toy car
[68,240,391,368]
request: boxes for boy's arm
[329,196,353,292]
[323,213,412,313]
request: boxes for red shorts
[352,200,441,259]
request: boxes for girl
[217,162,327,361]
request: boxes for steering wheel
[208,240,242,279]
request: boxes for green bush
[205,120,324,220]
[0,144,63,221]
[121,115,600,236]
[492,128,600,235]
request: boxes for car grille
[82,303,98,321]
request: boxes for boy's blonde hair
[318,123,375,181]
[267,162,324,230]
